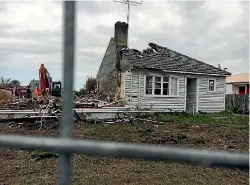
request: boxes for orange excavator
[34,64,62,98]
[39,64,52,96]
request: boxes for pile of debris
[0,90,130,127]
[74,90,125,108]
[84,90,115,102]
[81,112,164,125]
[0,97,38,110]
[0,86,127,110]
[0,88,12,100]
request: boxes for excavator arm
[35,64,61,99]
[39,64,52,96]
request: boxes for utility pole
[113,0,143,46]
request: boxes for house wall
[198,76,226,113]
[226,84,233,94]
[123,70,227,113]
[96,21,128,93]
[232,84,238,94]
[124,70,185,112]
[96,38,117,92]
[120,72,126,99]
[226,83,249,94]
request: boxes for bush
[85,76,96,93]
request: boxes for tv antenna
[113,0,143,27]
[113,0,143,46]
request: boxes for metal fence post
[60,1,76,185]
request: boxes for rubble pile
[80,90,115,102]
[0,97,38,110]
[82,116,164,125]
[0,89,124,110]
[0,90,130,126]
[74,90,125,108]
[5,110,163,129]
[0,89,12,100]
[82,111,164,125]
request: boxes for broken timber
[0,107,172,122]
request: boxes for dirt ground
[0,116,249,185]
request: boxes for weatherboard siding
[198,76,226,113]
[123,70,227,113]
[124,70,185,112]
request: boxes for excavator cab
[51,81,62,97]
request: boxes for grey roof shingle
[121,43,231,76]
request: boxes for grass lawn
[0,113,249,185]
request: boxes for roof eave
[226,82,249,84]
[162,69,230,77]
[132,67,230,77]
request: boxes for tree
[0,77,21,88]
[85,76,96,92]
[10,79,21,87]
[0,77,11,88]
[74,88,87,97]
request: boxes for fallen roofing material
[121,43,231,76]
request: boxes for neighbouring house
[96,21,231,113]
[226,73,249,95]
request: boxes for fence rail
[225,94,249,114]
[0,135,248,170]
[0,2,249,185]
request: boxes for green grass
[1,117,248,185]
[28,113,248,161]
[156,112,249,126]
[81,124,147,143]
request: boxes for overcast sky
[0,0,249,90]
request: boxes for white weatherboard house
[118,43,231,113]
[97,22,231,113]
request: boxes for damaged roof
[121,43,231,76]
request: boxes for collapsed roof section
[120,43,231,76]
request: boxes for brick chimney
[114,21,128,48]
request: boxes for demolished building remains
[97,21,231,113]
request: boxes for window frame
[144,75,179,97]
[208,78,216,92]
[145,75,154,95]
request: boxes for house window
[208,79,215,91]
[145,76,153,95]
[145,75,178,96]
[171,77,178,95]
[154,76,162,95]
